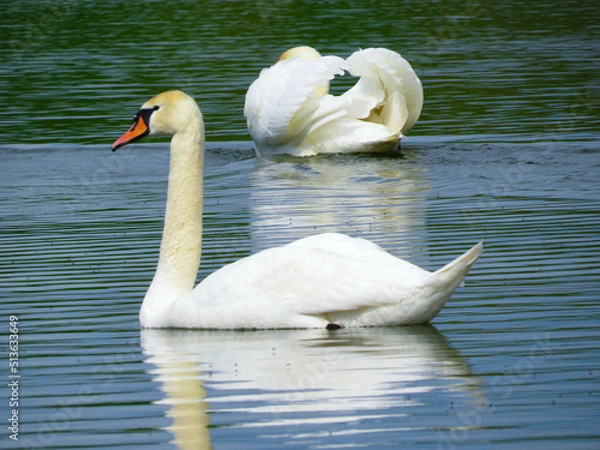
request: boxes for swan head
[277,46,322,62]
[112,90,202,151]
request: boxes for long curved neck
[142,121,204,322]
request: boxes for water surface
[1,0,599,448]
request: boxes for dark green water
[1,0,597,143]
[1,0,599,449]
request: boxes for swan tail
[402,241,484,324]
[435,240,484,280]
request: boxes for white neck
[141,122,204,325]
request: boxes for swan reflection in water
[248,151,431,260]
[141,326,484,449]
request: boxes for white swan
[112,90,482,330]
[244,46,424,157]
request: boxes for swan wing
[168,234,429,329]
[161,236,483,329]
[346,48,423,132]
[339,75,385,120]
[244,55,346,148]
[299,117,399,154]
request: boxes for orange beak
[112,113,150,152]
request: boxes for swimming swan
[112,90,482,329]
[244,46,424,157]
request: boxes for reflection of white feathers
[141,326,483,437]
[249,154,430,257]
[244,46,423,156]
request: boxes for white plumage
[244,46,424,157]
[112,90,482,330]
[167,233,483,329]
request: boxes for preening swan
[112,90,482,330]
[244,46,424,157]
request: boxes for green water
[1,0,597,144]
[1,0,599,449]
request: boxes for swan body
[112,90,482,330]
[244,46,424,157]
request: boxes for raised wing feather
[346,48,423,132]
[244,56,346,147]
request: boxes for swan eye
[133,106,161,127]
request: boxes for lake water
[1,0,599,449]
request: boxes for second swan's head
[112,90,202,151]
[277,46,322,62]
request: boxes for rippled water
[3,140,600,448]
[1,0,600,448]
